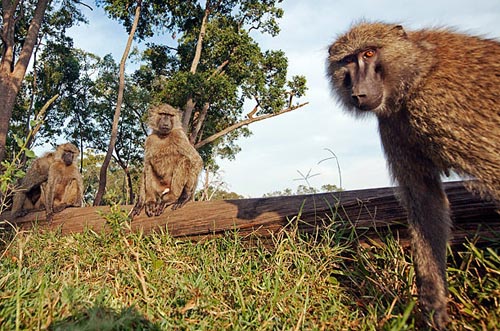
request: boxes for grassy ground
[0,208,499,330]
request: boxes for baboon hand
[144,201,156,217]
[172,191,192,210]
[144,201,170,217]
[12,209,29,219]
[145,201,167,217]
[53,204,68,213]
[155,201,169,216]
[129,201,143,218]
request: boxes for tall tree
[0,0,50,162]
[93,0,142,205]
[88,54,147,205]
[106,0,308,167]
[0,0,84,162]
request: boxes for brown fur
[131,104,203,218]
[327,22,500,328]
[11,151,55,217]
[44,143,84,221]
[11,143,84,219]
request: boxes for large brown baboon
[12,143,84,220]
[131,104,203,218]
[327,22,499,328]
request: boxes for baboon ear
[391,25,407,38]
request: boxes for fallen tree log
[3,181,499,246]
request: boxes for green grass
[0,211,498,330]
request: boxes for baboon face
[62,150,76,166]
[57,143,79,166]
[148,104,180,136]
[327,23,420,117]
[329,47,384,111]
[156,111,175,136]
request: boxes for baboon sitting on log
[11,143,84,220]
[131,104,203,218]
[327,22,499,328]
[45,143,84,221]
[11,152,55,217]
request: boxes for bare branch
[194,102,308,149]
[94,0,142,206]
[182,4,211,131]
[189,6,210,74]
[13,0,50,81]
[190,102,210,144]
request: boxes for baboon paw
[128,204,142,218]
[173,195,190,210]
[53,205,66,213]
[145,202,156,217]
[428,309,450,330]
[13,210,28,218]
[420,298,449,330]
[172,201,184,210]
[153,202,167,216]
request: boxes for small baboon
[327,22,499,328]
[45,143,84,221]
[131,104,203,218]
[11,151,56,217]
[11,143,83,219]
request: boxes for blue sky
[68,0,500,197]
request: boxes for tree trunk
[94,0,142,205]
[125,166,134,204]
[0,81,19,161]
[181,5,210,132]
[0,0,50,163]
[182,97,196,133]
[190,102,210,144]
[8,181,499,247]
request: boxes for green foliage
[1,0,86,65]
[4,0,86,155]
[51,305,162,331]
[86,55,148,164]
[82,149,141,205]
[14,48,145,204]
[124,0,307,164]
[10,43,99,151]
[447,240,500,328]
[0,135,37,213]
[99,204,132,234]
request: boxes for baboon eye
[343,73,352,88]
[341,55,355,64]
[363,49,376,58]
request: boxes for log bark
[3,181,499,246]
